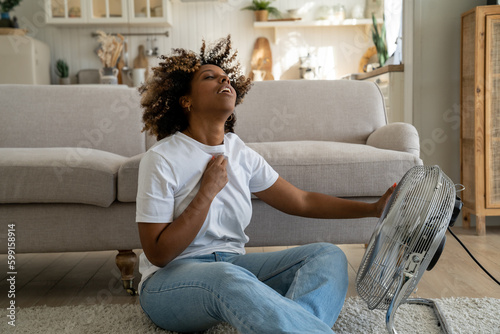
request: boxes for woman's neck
[184,124,224,146]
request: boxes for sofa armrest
[366,122,420,157]
[117,153,145,202]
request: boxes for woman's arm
[138,155,228,268]
[253,176,395,219]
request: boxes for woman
[137,36,394,334]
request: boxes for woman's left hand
[374,183,397,217]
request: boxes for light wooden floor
[1,226,499,308]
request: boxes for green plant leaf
[0,0,23,13]
[371,13,388,67]
[55,59,69,78]
[241,0,278,13]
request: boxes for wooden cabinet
[350,65,405,124]
[460,5,500,235]
[44,0,172,26]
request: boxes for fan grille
[356,166,456,310]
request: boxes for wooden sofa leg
[116,250,138,296]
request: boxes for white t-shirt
[136,132,279,289]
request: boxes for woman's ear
[179,96,191,111]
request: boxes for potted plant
[241,0,280,22]
[371,14,388,68]
[55,59,70,84]
[95,30,125,84]
[0,0,22,28]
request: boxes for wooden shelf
[350,64,404,80]
[253,18,374,28]
[254,18,378,43]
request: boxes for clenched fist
[199,155,228,201]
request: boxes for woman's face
[185,64,236,120]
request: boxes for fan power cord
[447,227,500,285]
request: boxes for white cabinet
[44,0,172,26]
[88,0,128,24]
[129,0,171,24]
[351,65,405,124]
[45,0,86,24]
[0,36,51,85]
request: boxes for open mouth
[218,86,232,95]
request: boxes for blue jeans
[140,243,348,334]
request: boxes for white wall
[11,0,371,84]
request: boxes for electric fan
[356,165,462,334]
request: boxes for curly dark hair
[139,35,252,141]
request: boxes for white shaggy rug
[2,297,499,334]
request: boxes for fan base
[387,298,450,334]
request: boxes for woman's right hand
[139,155,229,268]
[199,155,228,200]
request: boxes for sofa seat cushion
[0,148,127,207]
[247,141,422,197]
[116,141,422,203]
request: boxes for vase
[126,68,146,87]
[254,10,268,22]
[0,12,13,28]
[252,70,266,81]
[315,6,332,20]
[59,77,71,85]
[99,67,119,85]
[365,0,384,19]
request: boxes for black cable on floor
[447,227,500,285]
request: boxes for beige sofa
[0,81,422,294]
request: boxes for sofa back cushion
[234,80,387,144]
[0,84,145,157]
